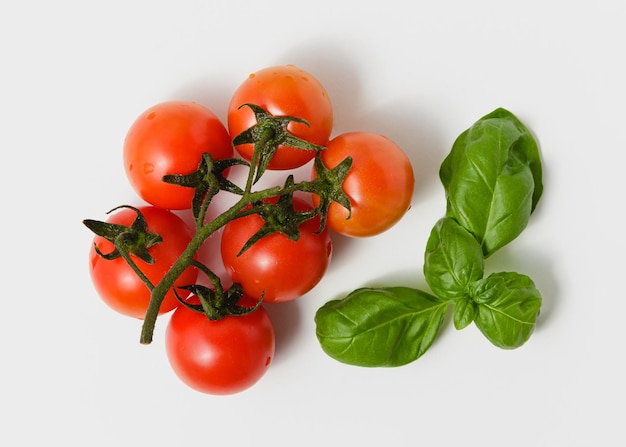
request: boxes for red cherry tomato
[227,65,333,170]
[220,197,332,303]
[88,206,197,319]
[123,101,233,210]
[313,132,414,237]
[165,296,275,395]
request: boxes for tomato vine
[85,103,353,344]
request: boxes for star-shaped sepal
[311,152,353,232]
[237,175,318,256]
[173,261,263,320]
[232,103,325,183]
[82,205,162,264]
[162,153,248,221]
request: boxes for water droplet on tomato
[143,163,154,174]
[147,111,156,120]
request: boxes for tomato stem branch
[116,239,155,292]
[138,172,333,344]
[83,105,348,345]
[140,184,292,344]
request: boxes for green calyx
[233,103,325,183]
[309,152,352,233]
[175,262,263,321]
[163,153,248,222]
[83,205,162,264]
[235,175,318,256]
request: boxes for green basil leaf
[469,272,542,349]
[439,108,543,257]
[315,287,448,367]
[424,217,484,301]
[453,297,477,330]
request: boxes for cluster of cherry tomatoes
[86,65,415,395]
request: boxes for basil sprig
[315,108,544,367]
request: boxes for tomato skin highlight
[313,132,415,237]
[88,206,197,319]
[220,197,332,303]
[123,101,233,210]
[165,296,275,395]
[228,65,333,170]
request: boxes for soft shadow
[275,40,366,135]
[362,267,425,290]
[169,74,234,123]
[325,231,360,268]
[353,101,448,203]
[277,40,448,202]
[263,300,303,365]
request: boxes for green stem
[116,240,155,291]
[139,185,282,344]
[139,159,327,344]
[244,135,266,193]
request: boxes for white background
[2,1,624,445]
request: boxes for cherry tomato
[313,132,414,237]
[227,65,333,170]
[123,101,233,210]
[88,206,197,319]
[165,296,275,395]
[220,197,332,303]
